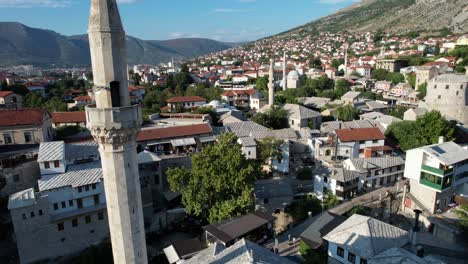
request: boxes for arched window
[110,81,121,107]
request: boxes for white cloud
[167,27,266,42]
[0,0,140,8]
[211,8,240,13]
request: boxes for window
[98,212,104,220]
[248,151,251,156]
[13,174,19,182]
[348,252,356,263]
[360,258,367,264]
[372,140,378,143]
[57,222,64,231]
[456,91,459,96]
[30,212,35,218]
[44,162,50,169]
[54,160,60,168]
[22,213,27,220]
[69,200,74,207]
[72,219,78,227]
[438,95,441,99]
[434,85,437,89]
[445,85,449,89]
[77,186,82,193]
[53,203,59,210]
[92,184,96,190]
[94,194,100,205]
[24,132,32,143]
[77,198,83,209]
[85,215,91,224]
[39,210,43,216]
[85,185,90,191]
[359,141,365,144]
[337,247,344,258]
[3,133,12,144]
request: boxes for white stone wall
[0,161,39,198]
[327,241,368,264]
[39,159,66,175]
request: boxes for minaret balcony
[85,104,142,131]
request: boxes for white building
[287,70,301,89]
[323,214,409,264]
[403,141,468,214]
[282,103,322,131]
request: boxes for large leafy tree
[167,133,258,224]
[386,111,456,151]
[252,106,289,129]
[334,105,359,121]
[257,138,283,164]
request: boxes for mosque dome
[208,100,222,108]
[287,70,300,80]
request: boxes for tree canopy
[386,111,456,151]
[251,106,289,129]
[334,105,359,121]
[167,133,258,223]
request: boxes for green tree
[346,205,371,217]
[371,69,389,81]
[386,111,456,151]
[323,191,340,209]
[44,97,67,112]
[387,72,405,84]
[23,92,45,108]
[335,79,350,98]
[387,106,409,119]
[407,74,416,88]
[296,167,313,181]
[167,133,258,223]
[362,91,377,100]
[334,105,359,121]
[454,204,468,227]
[331,59,343,69]
[251,106,289,129]
[257,138,283,165]
[285,196,322,222]
[193,106,218,124]
[417,82,427,99]
[255,76,268,91]
[300,241,326,264]
[434,43,441,56]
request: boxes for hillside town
[1,1,468,264]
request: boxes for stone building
[421,73,468,124]
[375,59,408,73]
[0,108,53,145]
[415,65,438,89]
[0,91,22,109]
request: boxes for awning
[199,136,216,143]
[171,138,196,147]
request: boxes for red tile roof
[222,89,257,97]
[51,111,86,124]
[74,95,92,101]
[137,123,212,142]
[167,96,207,103]
[335,127,385,142]
[0,91,13,97]
[0,108,46,126]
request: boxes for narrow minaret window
[110,81,121,107]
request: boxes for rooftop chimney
[438,136,445,144]
[411,209,422,246]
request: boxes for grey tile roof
[301,97,331,108]
[365,100,388,110]
[38,161,103,191]
[350,157,405,172]
[420,142,468,165]
[37,141,65,162]
[323,214,409,259]
[341,91,362,100]
[375,115,402,125]
[137,150,161,164]
[224,121,270,139]
[283,103,321,120]
[433,73,468,83]
[184,238,296,264]
[299,212,347,249]
[239,137,257,147]
[369,247,439,264]
[330,168,361,182]
[65,141,99,162]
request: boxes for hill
[277,0,467,37]
[0,22,237,67]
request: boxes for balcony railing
[421,164,453,176]
[419,178,443,191]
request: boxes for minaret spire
[344,46,348,75]
[86,1,148,263]
[268,59,275,106]
[282,51,287,91]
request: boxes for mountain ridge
[0,22,238,67]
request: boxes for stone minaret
[282,52,287,91]
[268,59,275,106]
[344,48,348,74]
[86,1,148,263]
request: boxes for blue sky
[0,0,358,42]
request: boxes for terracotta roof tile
[51,112,86,124]
[137,123,212,142]
[335,127,385,142]
[0,91,13,97]
[166,96,207,103]
[0,108,46,126]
